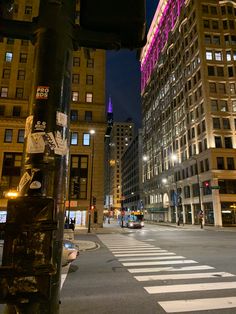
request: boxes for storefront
[221,202,236,226]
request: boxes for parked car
[62,240,79,266]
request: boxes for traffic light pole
[1,1,76,313]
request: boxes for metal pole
[3,1,76,313]
[194,158,203,228]
[88,131,95,233]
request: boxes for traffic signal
[79,0,146,49]
[203,181,211,193]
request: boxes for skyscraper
[0,0,106,228]
[141,0,236,227]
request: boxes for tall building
[141,0,236,227]
[121,129,144,212]
[104,119,134,216]
[0,0,106,227]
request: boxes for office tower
[141,0,236,227]
[105,119,134,217]
[0,0,106,228]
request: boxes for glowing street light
[5,190,19,198]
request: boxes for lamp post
[192,156,203,227]
[88,129,95,233]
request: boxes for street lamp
[88,129,95,233]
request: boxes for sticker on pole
[56,111,68,127]
[26,132,45,153]
[36,86,50,100]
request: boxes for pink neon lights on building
[140,0,185,92]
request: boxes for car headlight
[129,222,134,227]
[141,221,144,226]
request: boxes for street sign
[211,186,220,189]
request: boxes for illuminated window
[5,52,13,62]
[70,132,78,145]
[1,87,8,97]
[85,92,93,103]
[226,51,232,61]
[83,133,90,146]
[206,51,213,60]
[72,91,79,102]
[215,51,222,61]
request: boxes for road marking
[122,260,198,267]
[119,256,184,262]
[107,246,157,250]
[143,239,155,241]
[111,249,167,254]
[159,296,236,313]
[134,272,235,282]
[128,265,215,273]
[114,251,171,257]
[144,281,236,294]
[61,264,70,289]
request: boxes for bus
[119,211,144,228]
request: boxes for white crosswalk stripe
[159,297,236,313]
[98,234,236,313]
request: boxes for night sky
[106,1,159,129]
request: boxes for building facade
[104,120,134,216]
[141,0,236,227]
[121,129,144,212]
[0,0,106,228]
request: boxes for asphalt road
[1,223,236,313]
[60,223,236,314]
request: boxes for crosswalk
[98,234,236,313]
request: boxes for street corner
[74,240,100,251]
